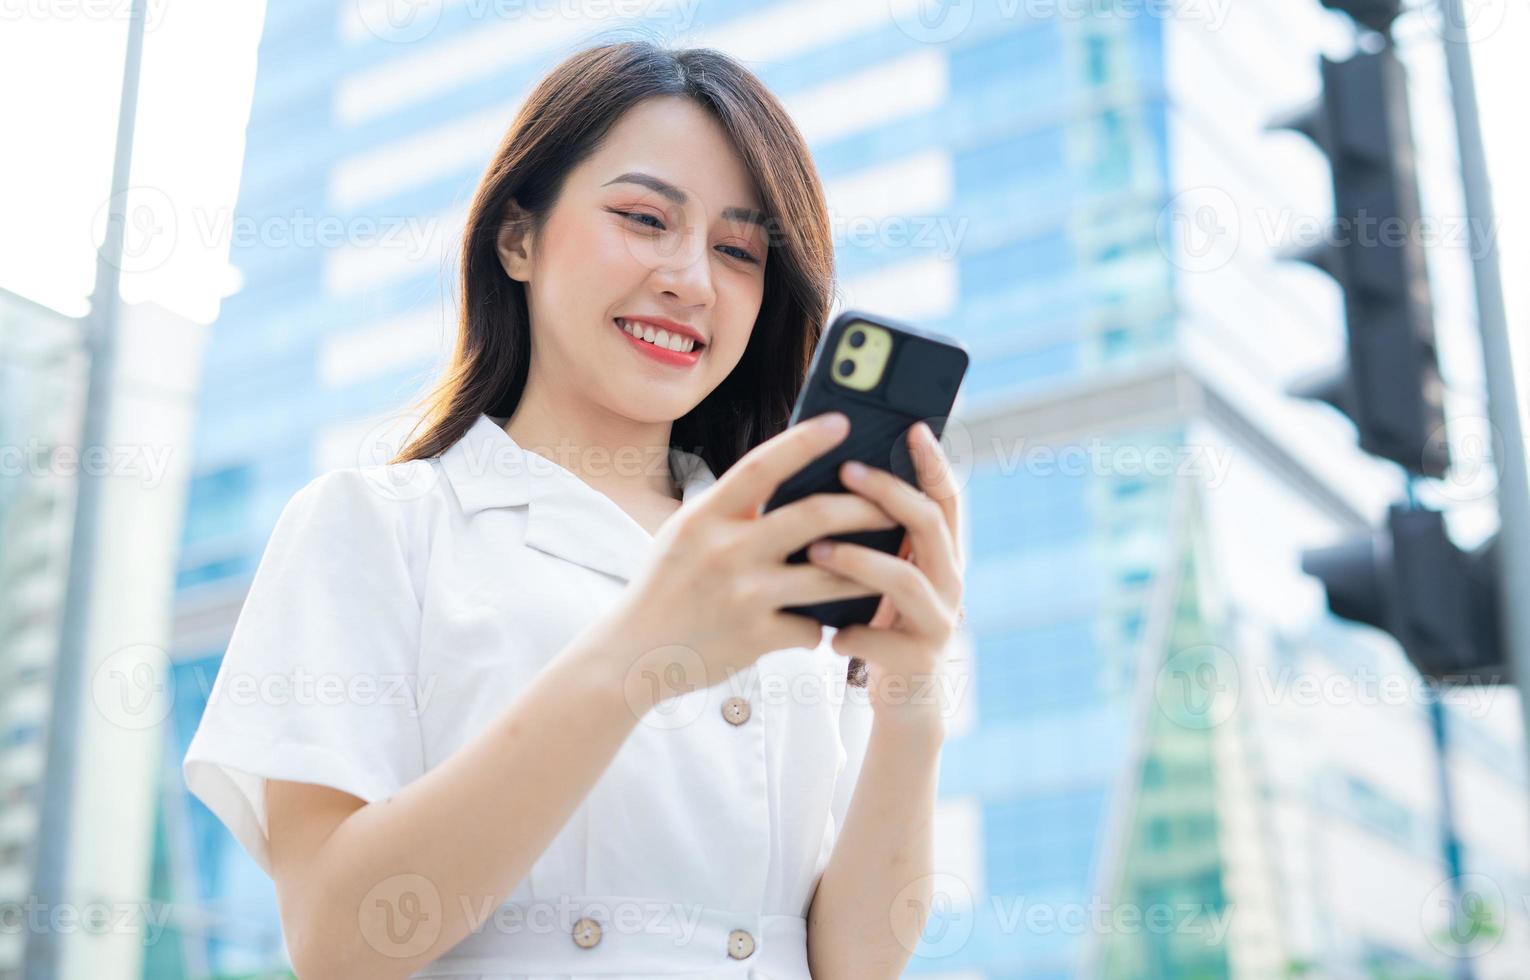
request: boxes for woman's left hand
[806,419,965,735]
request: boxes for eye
[717,244,760,264]
[611,208,664,230]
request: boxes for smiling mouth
[614,317,705,354]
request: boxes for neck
[502,375,678,502]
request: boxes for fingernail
[816,412,848,435]
[843,460,867,482]
[809,540,834,561]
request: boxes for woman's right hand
[600,411,893,711]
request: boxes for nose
[649,228,716,309]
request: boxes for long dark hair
[391,39,865,686]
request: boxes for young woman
[184,40,965,980]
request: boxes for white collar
[438,412,718,582]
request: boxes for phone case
[762,309,970,628]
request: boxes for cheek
[710,279,766,366]
[542,213,646,301]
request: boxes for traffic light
[1281,3,1506,685]
[1273,47,1449,477]
[1319,0,1402,35]
[1303,507,1505,682]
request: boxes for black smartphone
[762,309,970,628]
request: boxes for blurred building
[0,290,87,978]
[2,290,202,980]
[162,1,1529,978]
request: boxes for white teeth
[617,319,696,353]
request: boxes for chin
[598,388,696,426]
[622,402,695,426]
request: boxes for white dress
[182,411,875,979]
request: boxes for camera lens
[837,359,855,377]
[848,330,866,348]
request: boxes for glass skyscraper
[161,1,1530,977]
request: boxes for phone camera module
[837,359,855,377]
[847,330,866,348]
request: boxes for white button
[572,916,602,949]
[722,696,751,725]
[727,928,756,959]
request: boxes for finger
[757,609,828,655]
[868,590,899,630]
[761,562,882,607]
[705,412,850,517]
[909,421,964,571]
[752,492,899,559]
[836,454,960,601]
[829,621,922,666]
[807,541,950,639]
[866,534,912,630]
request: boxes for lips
[617,315,707,347]
[613,317,704,367]
[615,317,703,353]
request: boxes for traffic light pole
[1439,0,1530,789]
[1425,680,1474,980]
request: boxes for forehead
[576,96,763,214]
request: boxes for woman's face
[497,95,771,428]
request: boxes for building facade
[0,291,87,980]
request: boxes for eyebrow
[603,171,770,230]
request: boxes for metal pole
[24,0,148,976]
[1437,0,1530,798]
[1427,685,1474,978]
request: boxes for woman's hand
[806,420,964,735]
[603,412,899,713]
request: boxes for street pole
[1426,683,1474,979]
[1437,0,1530,792]
[24,0,148,976]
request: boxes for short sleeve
[182,468,426,876]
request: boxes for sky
[0,0,266,325]
[0,0,1523,347]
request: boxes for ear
[496,198,535,282]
